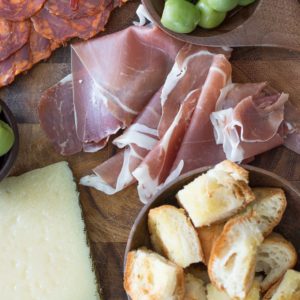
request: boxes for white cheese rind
[0,161,100,300]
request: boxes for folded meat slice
[0,19,30,62]
[45,0,111,19]
[158,44,231,137]
[0,0,46,21]
[80,88,162,194]
[133,89,200,203]
[166,54,232,182]
[211,84,289,162]
[71,25,184,128]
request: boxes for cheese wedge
[0,162,100,300]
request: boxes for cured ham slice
[80,88,163,194]
[71,25,184,128]
[31,6,113,42]
[0,19,30,62]
[133,89,200,203]
[0,0,46,21]
[45,0,111,20]
[0,42,32,87]
[158,44,231,137]
[39,75,83,156]
[166,54,232,182]
[211,84,289,162]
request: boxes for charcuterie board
[1,1,300,299]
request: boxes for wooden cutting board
[1,1,300,299]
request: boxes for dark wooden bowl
[0,99,19,181]
[124,164,300,294]
[142,0,300,51]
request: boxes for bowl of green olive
[142,0,260,45]
[0,99,19,181]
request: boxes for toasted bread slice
[256,233,297,292]
[240,188,287,237]
[124,248,185,300]
[263,269,300,300]
[207,278,261,300]
[184,273,207,300]
[197,223,225,265]
[176,160,255,227]
[208,215,264,299]
[148,205,204,268]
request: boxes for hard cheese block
[0,161,100,300]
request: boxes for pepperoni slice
[0,43,32,87]
[0,0,46,21]
[45,0,110,20]
[31,6,113,42]
[0,19,30,62]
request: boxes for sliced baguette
[176,160,255,227]
[207,278,261,300]
[184,273,207,300]
[256,233,297,292]
[240,187,287,237]
[124,248,185,300]
[197,223,225,265]
[208,215,264,300]
[263,269,300,300]
[148,205,204,268]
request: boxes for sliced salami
[0,0,46,21]
[0,19,30,62]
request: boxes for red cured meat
[0,0,46,21]
[210,84,289,162]
[80,88,162,194]
[31,6,113,42]
[133,89,200,203]
[71,25,184,128]
[166,54,232,182]
[0,42,32,87]
[158,44,231,137]
[45,0,111,19]
[0,19,30,62]
[38,74,83,156]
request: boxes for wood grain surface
[1,1,300,299]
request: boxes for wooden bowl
[142,0,300,51]
[0,99,19,181]
[124,164,300,283]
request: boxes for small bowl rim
[124,164,300,290]
[0,99,19,181]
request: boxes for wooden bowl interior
[125,165,300,272]
[0,100,19,181]
[143,0,260,39]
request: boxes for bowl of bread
[124,160,300,300]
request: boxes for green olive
[238,0,256,6]
[0,120,14,156]
[207,0,239,12]
[161,0,200,33]
[196,0,226,29]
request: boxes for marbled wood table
[1,1,300,299]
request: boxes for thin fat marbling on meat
[80,88,162,194]
[71,25,184,128]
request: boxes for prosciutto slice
[80,88,163,194]
[158,44,231,137]
[71,25,183,142]
[165,54,232,182]
[133,89,200,203]
[211,84,289,162]
[0,0,46,21]
[0,19,30,62]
